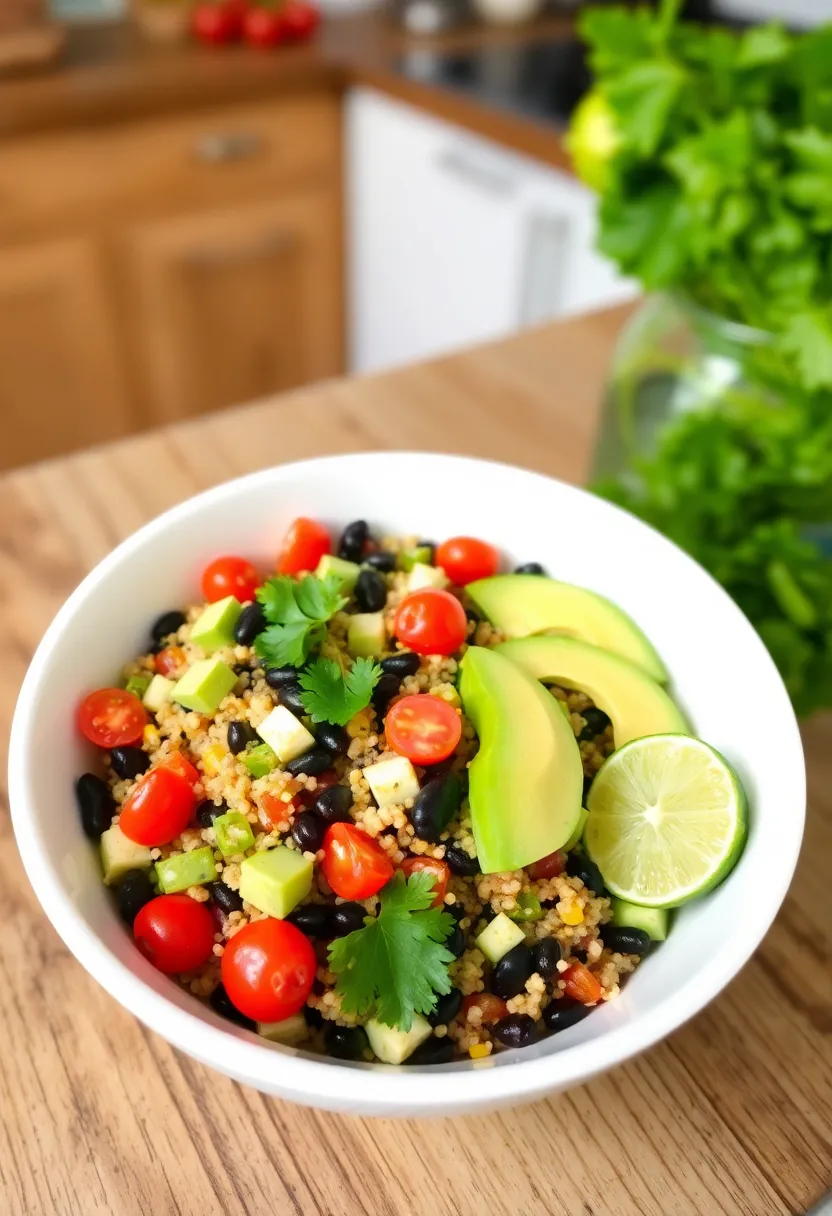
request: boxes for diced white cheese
[366,1015,432,1064]
[364,755,420,809]
[142,674,174,713]
[406,564,449,592]
[256,705,315,765]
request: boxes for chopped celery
[399,545,432,572]
[124,672,152,699]
[242,742,278,778]
[156,846,217,893]
[213,811,256,857]
[508,891,543,923]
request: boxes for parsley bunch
[254,573,346,668]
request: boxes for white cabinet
[346,87,637,374]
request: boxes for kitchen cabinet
[347,87,637,375]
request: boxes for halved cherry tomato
[276,517,331,575]
[78,688,147,749]
[435,537,499,587]
[279,0,320,40]
[134,895,215,974]
[320,823,393,900]
[529,850,566,881]
[119,767,196,846]
[462,993,508,1025]
[201,555,259,604]
[393,588,468,656]
[385,694,462,765]
[399,857,450,907]
[155,646,186,676]
[562,961,603,1005]
[243,4,285,47]
[221,918,316,1022]
[191,0,242,44]
[158,751,200,786]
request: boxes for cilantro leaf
[328,872,455,1031]
[257,576,306,626]
[254,574,346,668]
[298,656,382,726]
[294,572,346,622]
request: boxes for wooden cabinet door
[0,239,133,470]
[124,190,343,423]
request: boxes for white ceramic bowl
[10,453,805,1117]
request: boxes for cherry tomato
[158,751,200,786]
[201,555,259,604]
[155,646,186,676]
[243,5,286,47]
[394,588,468,657]
[385,695,462,765]
[279,0,320,39]
[221,918,316,1022]
[191,1,242,44]
[119,768,196,846]
[462,993,508,1025]
[78,688,147,749]
[435,537,499,587]
[134,895,215,974]
[320,823,394,900]
[562,962,603,1005]
[529,850,566,881]
[399,857,450,907]
[276,517,331,575]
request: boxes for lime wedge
[584,734,747,908]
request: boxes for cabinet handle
[519,210,571,326]
[194,131,264,163]
[182,230,297,269]
[435,148,517,198]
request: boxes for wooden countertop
[0,11,573,169]
[1,308,830,1216]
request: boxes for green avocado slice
[459,646,583,874]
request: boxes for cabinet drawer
[0,93,340,239]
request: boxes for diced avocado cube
[256,705,316,764]
[508,891,543,923]
[315,554,361,592]
[242,743,278,778]
[190,596,243,653]
[258,1014,309,1046]
[213,811,256,858]
[157,846,217,893]
[564,807,589,851]
[476,911,526,964]
[347,612,386,658]
[142,674,175,713]
[364,755,420,809]
[124,672,152,699]
[610,898,669,941]
[366,1015,432,1064]
[399,546,432,573]
[101,825,152,886]
[239,847,313,918]
[172,657,237,714]
[406,564,449,593]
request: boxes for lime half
[585,734,747,908]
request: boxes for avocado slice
[101,825,152,885]
[467,575,667,683]
[239,847,313,918]
[315,554,361,592]
[190,596,243,653]
[496,636,687,748]
[366,1015,432,1063]
[459,646,583,874]
[347,612,386,658]
[172,657,237,714]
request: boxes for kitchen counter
[1,306,830,1216]
[0,10,575,168]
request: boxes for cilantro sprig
[328,872,455,1031]
[254,573,346,668]
[299,656,382,726]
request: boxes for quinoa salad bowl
[10,453,805,1117]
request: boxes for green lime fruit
[565,89,622,194]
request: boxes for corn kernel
[560,903,585,926]
[202,743,225,776]
[468,1042,491,1060]
[143,724,161,750]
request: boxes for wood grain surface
[1,308,830,1216]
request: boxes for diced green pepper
[124,672,152,699]
[242,742,278,778]
[213,811,256,857]
[508,891,543,923]
[156,846,217,893]
[399,545,432,572]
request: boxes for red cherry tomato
[399,857,450,907]
[276,517,331,575]
[201,555,259,604]
[562,962,603,1005]
[119,768,196,846]
[279,0,320,39]
[393,588,468,657]
[529,850,566,881]
[78,688,147,749]
[462,993,508,1025]
[221,919,316,1022]
[134,895,215,974]
[155,646,186,676]
[243,5,286,48]
[435,537,499,587]
[385,695,462,765]
[191,1,242,44]
[157,751,200,786]
[320,823,394,900]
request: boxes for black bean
[571,947,588,963]
[380,651,420,678]
[427,987,463,1027]
[233,663,253,679]
[364,550,396,573]
[265,665,299,690]
[355,569,387,613]
[316,722,350,756]
[492,943,534,1000]
[565,852,608,897]
[543,999,592,1034]
[211,882,244,915]
[313,783,353,824]
[325,1024,368,1061]
[227,720,257,755]
[109,746,150,780]
[278,683,306,717]
[197,800,227,828]
[447,903,466,923]
[465,607,481,625]
[514,562,546,576]
[287,903,332,938]
[114,869,155,925]
[291,811,327,853]
[285,747,333,778]
[404,1037,456,1065]
[234,601,266,646]
[444,842,480,877]
[579,707,612,741]
[372,673,401,715]
[445,923,466,959]
[530,937,562,980]
[303,1004,324,1029]
[410,773,462,843]
[151,609,186,645]
[75,774,114,840]
[209,983,256,1031]
[492,1013,536,1049]
[338,520,369,563]
[602,926,652,956]
[330,902,367,937]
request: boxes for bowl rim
[9,452,806,1112]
